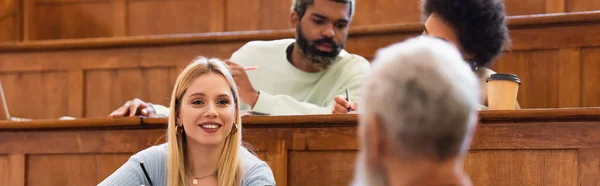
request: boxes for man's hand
[224,60,259,108]
[332,95,358,114]
[108,98,156,117]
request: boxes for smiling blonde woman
[99,57,275,186]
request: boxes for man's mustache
[312,37,339,49]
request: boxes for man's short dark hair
[422,0,509,68]
[292,0,355,19]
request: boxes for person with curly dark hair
[421,0,519,109]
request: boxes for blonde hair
[167,57,243,186]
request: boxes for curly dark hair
[422,0,509,68]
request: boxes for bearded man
[109,0,370,117]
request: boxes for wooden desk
[1,108,599,186]
[2,12,600,120]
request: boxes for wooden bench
[1,12,600,120]
[1,108,599,186]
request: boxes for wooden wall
[2,0,600,42]
[0,12,599,119]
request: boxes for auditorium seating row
[1,108,599,186]
[1,11,600,119]
[1,0,600,41]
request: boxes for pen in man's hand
[346,88,351,112]
[140,161,153,186]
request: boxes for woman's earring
[470,61,479,71]
[176,125,184,135]
[231,124,238,134]
[176,118,184,135]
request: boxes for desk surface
[1,107,599,130]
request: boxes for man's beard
[350,150,388,186]
[295,25,344,69]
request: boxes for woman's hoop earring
[231,124,238,134]
[176,125,183,135]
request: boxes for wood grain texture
[566,0,600,12]
[112,0,127,36]
[0,71,70,119]
[471,121,600,149]
[225,0,261,31]
[22,0,35,41]
[546,0,566,13]
[85,69,143,117]
[68,70,84,117]
[6,11,600,52]
[8,154,25,186]
[581,47,600,107]
[85,67,175,118]
[1,110,600,186]
[27,154,131,186]
[288,151,357,186]
[504,0,546,15]
[0,117,140,129]
[32,2,114,40]
[493,50,560,108]
[352,0,420,26]
[0,155,7,186]
[0,0,18,42]
[258,0,293,30]
[0,127,162,154]
[557,48,582,107]
[579,149,600,186]
[464,150,578,186]
[128,0,221,36]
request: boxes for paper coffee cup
[486,73,521,110]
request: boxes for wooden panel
[112,0,127,36]
[27,154,131,186]
[0,155,6,186]
[504,0,551,15]
[8,154,24,186]
[226,0,421,31]
[0,154,25,186]
[144,68,176,107]
[0,48,140,73]
[139,44,244,67]
[546,0,565,13]
[85,67,175,117]
[493,50,560,108]
[0,71,69,119]
[258,0,293,30]
[0,129,165,154]
[86,69,141,118]
[464,150,578,186]
[0,0,19,42]
[579,149,600,186]
[557,48,581,107]
[566,0,600,12]
[67,70,84,117]
[581,47,600,107]
[352,0,420,26]
[128,0,223,36]
[288,151,357,186]
[32,2,114,40]
[226,0,261,31]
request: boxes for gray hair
[359,36,480,161]
[291,0,355,19]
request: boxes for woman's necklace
[190,170,217,185]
